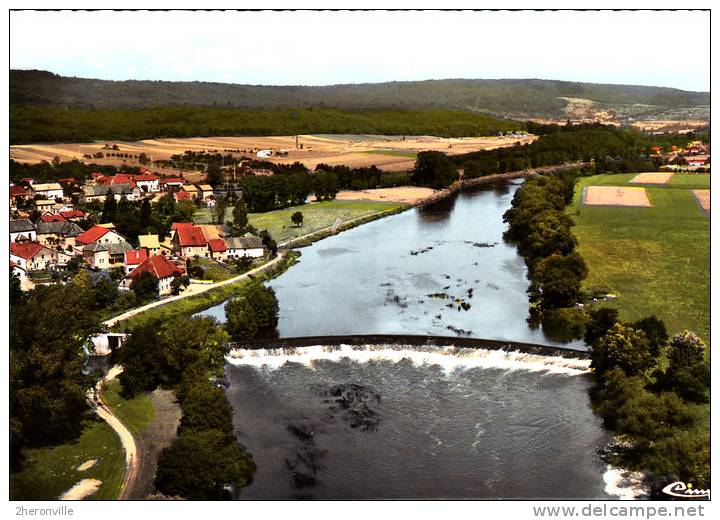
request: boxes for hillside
[10,70,710,122]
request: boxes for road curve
[87,365,139,500]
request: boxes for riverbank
[107,251,296,331]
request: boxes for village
[9,167,268,297]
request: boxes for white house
[10,242,59,271]
[135,173,161,193]
[31,183,64,200]
[10,219,37,242]
[256,149,273,158]
[226,236,265,259]
[120,255,183,296]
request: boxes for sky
[10,10,711,91]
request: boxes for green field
[197,199,406,244]
[568,173,710,342]
[361,149,418,158]
[10,382,153,500]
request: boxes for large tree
[590,323,654,377]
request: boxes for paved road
[103,251,287,328]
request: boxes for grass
[568,173,710,342]
[191,257,239,282]
[10,382,155,501]
[196,199,406,244]
[103,380,154,438]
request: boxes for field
[629,172,674,185]
[10,383,153,500]
[583,186,652,207]
[10,133,535,173]
[335,186,438,204]
[568,173,710,342]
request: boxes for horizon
[10,10,710,92]
[9,68,711,93]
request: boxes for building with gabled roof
[36,221,85,249]
[207,238,228,261]
[10,242,59,271]
[75,225,127,247]
[172,222,208,258]
[31,183,64,200]
[226,235,265,259]
[10,219,37,242]
[120,255,184,295]
[124,249,149,274]
[59,209,87,222]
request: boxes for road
[103,251,287,329]
[87,365,139,500]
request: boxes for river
[200,180,583,347]
[198,180,627,499]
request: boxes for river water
[200,181,582,347]
[199,181,625,499]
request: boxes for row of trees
[118,316,256,499]
[503,169,588,309]
[584,309,710,493]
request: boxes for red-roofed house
[39,213,68,223]
[207,238,228,261]
[120,255,183,295]
[124,249,149,274]
[75,226,127,247]
[172,223,208,258]
[20,178,35,186]
[10,242,59,271]
[59,209,87,222]
[10,185,30,202]
[98,173,136,187]
[686,155,710,167]
[174,190,194,202]
[58,177,77,185]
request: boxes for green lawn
[360,149,418,158]
[10,383,154,500]
[197,200,406,243]
[568,173,710,342]
[191,257,240,282]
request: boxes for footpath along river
[199,181,637,499]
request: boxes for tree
[206,163,224,187]
[154,429,255,500]
[225,281,279,343]
[655,331,709,403]
[631,316,668,357]
[232,199,248,232]
[177,380,234,436]
[259,229,277,256]
[101,192,117,223]
[291,211,304,227]
[583,307,620,346]
[529,252,587,308]
[130,271,158,301]
[214,197,227,226]
[138,153,150,165]
[411,151,459,189]
[590,323,654,377]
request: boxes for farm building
[226,236,265,259]
[120,255,184,296]
[10,219,37,242]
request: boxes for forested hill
[10,70,710,121]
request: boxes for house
[81,184,142,203]
[76,226,128,248]
[172,222,208,258]
[197,184,214,200]
[97,173,136,186]
[120,255,183,296]
[10,185,30,202]
[10,242,59,271]
[124,249,149,274]
[10,219,37,242]
[174,190,194,202]
[160,178,184,191]
[207,238,228,261]
[256,149,273,158]
[34,199,56,212]
[181,184,200,198]
[20,177,35,186]
[90,332,129,356]
[135,173,160,192]
[36,221,85,249]
[686,155,709,167]
[58,177,77,186]
[10,260,29,290]
[138,234,162,256]
[226,236,265,259]
[31,183,64,200]
[39,213,68,223]
[59,209,87,222]
[83,240,133,269]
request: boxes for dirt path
[88,366,138,500]
[127,390,182,499]
[103,252,286,329]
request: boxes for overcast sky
[10,10,711,91]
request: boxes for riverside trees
[225,281,280,343]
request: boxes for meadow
[568,173,710,342]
